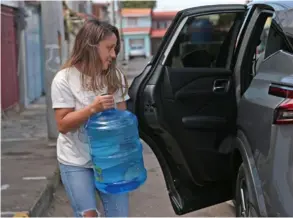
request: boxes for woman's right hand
[90,95,115,113]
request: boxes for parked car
[129,44,146,59]
[127,1,293,217]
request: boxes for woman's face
[98,33,117,70]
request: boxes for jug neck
[102,108,116,113]
[85,108,117,129]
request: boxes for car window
[165,12,239,68]
[256,17,271,57]
[253,17,293,73]
[252,17,272,73]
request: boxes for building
[63,1,96,55]
[92,2,110,23]
[121,8,152,60]
[1,1,67,113]
[65,1,92,14]
[1,0,47,111]
[151,11,177,55]
[1,1,20,111]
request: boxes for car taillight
[269,84,293,125]
[274,99,293,124]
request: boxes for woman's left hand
[116,101,127,110]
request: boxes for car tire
[235,163,259,217]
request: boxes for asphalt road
[122,57,150,85]
[46,58,236,217]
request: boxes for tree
[120,1,156,9]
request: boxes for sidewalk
[0,58,135,217]
[1,97,48,142]
[1,97,60,217]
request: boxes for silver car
[129,44,146,59]
[127,1,293,217]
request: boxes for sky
[93,0,248,11]
[154,0,247,11]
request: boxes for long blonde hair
[62,19,128,96]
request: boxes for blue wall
[123,34,151,60]
[24,5,44,105]
[122,15,152,60]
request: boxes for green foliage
[120,1,156,9]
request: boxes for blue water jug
[85,108,147,194]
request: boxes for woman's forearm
[57,104,96,134]
[57,101,127,134]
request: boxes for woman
[51,19,129,217]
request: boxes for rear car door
[128,5,247,215]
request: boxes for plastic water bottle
[85,108,147,194]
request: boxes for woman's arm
[55,95,115,134]
[54,106,93,134]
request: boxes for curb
[28,165,61,217]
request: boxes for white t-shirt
[51,67,130,167]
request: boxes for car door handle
[213,79,230,93]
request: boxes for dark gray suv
[127,1,293,217]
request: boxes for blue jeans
[59,163,129,217]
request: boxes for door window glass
[252,17,272,73]
[253,15,292,74]
[166,13,238,68]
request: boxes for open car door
[128,4,247,215]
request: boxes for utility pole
[116,0,126,63]
[119,1,124,61]
[112,0,116,26]
[41,1,65,139]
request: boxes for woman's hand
[116,101,127,110]
[90,95,115,112]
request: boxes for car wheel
[235,163,259,217]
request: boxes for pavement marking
[48,142,56,147]
[22,176,47,180]
[1,184,10,190]
[1,211,28,216]
[13,212,29,218]
[1,137,46,143]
